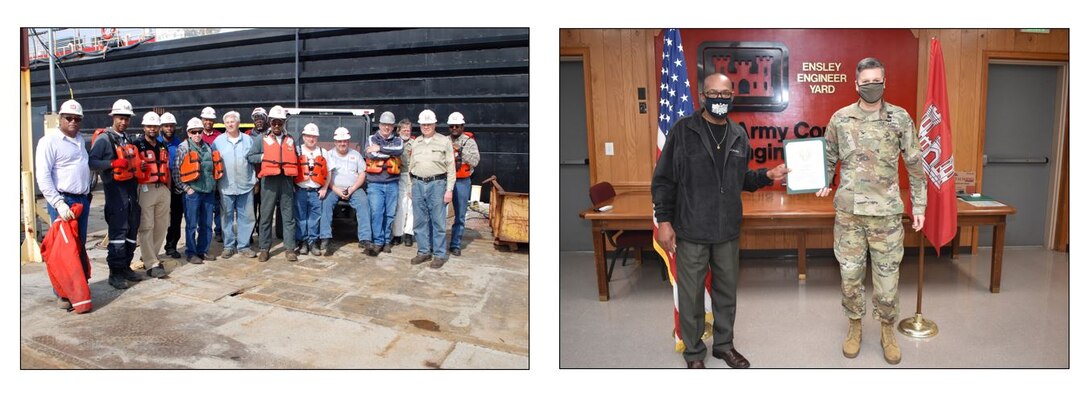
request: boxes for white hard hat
[200,106,217,119]
[108,99,134,116]
[333,127,351,141]
[379,111,396,124]
[269,105,287,120]
[58,99,83,117]
[447,112,465,125]
[186,117,203,130]
[141,111,161,126]
[251,107,267,118]
[302,123,320,137]
[160,112,176,124]
[418,109,437,124]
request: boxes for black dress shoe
[166,249,182,259]
[712,348,750,369]
[390,236,401,246]
[404,234,414,247]
[686,360,705,369]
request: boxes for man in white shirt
[323,127,374,253]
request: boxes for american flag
[652,28,714,352]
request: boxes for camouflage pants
[834,211,904,324]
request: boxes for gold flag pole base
[897,313,939,338]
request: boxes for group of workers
[35,99,481,307]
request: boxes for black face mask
[704,97,733,119]
[858,82,885,104]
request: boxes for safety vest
[453,131,475,179]
[136,142,171,186]
[259,134,298,178]
[179,141,223,183]
[294,147,329,186]
[94,128,142,182]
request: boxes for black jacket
[652,110,772,244]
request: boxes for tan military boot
[881,322,901,364]
[842,318,862,358]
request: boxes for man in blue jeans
[295,122,330,256]
[446,111,480,257]
[36,99,92,309]
[174,117,219,264]
[324,127,374,254]
[406,110,455,269]
[364,111,405,255]
[212,111,257,259]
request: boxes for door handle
[560,158,590,165]
[984,155,1049,165]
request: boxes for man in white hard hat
[391,118,416,248]
[363,111,405,255]
[246,105,300,262]
[248,107,269,136]
[212,111,258,259]
[294,123,331,256]
[200,106,224,242]
[132,111,170,278]
[88,98,146,289]
[158,112,185,259]
[406,109,455,269]
[174,117,220,264]
[36,99,93,309]
[324,127,375,253]
[446,111,480,257]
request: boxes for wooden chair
[589,182,660,281]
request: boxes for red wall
[657,29,919,190]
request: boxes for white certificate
[783,138,829,194]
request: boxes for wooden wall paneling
[619,30,639,185]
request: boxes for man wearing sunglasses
[174,118,220,265]
[653,73,788,368]
[816,57,927,365]
[446,112,479,258]
[36,99,93,309]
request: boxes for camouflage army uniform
[824,100,926,323]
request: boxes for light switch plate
[604,142,614,156]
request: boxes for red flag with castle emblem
[918,38,958,250]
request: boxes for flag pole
[898,232,938,338]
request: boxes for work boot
[108,273,131,289]
[391,236,402,246]
[410,254,432,265]
[203,254,217,262]
[382,244,392,253]
[286,251,298,262]
[404,234,414,247]
[881,322,901,365]
[56,297,72,310]
[450,247,461,257]
[319,239,330,256]
[147,264,167,279]
[221,248,236,259]
[165,249,182,259]
[297,243,309,256]
[258,250,270,262]
[361,241,378,256]
[307,241,318,256]
[188,255,204,265]
[430,256,447,269]
[241,249,257,258]
[120,269,145,282]
[843,318,862,358]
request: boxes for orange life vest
[453,131,475,179]
[136,143,170,187]
[95,128,142,182]
[259,134,298,178]
[179,143,223,183]
[294,147,329,186]
[365,156,403,175]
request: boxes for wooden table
[579,190,1016,301]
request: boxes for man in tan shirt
[406,109,455,268]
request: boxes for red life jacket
[259,134,299,178]
[94,128,142,182]
[136,141,170,187]
[295,147,329,186]
[40,203,92,314]
[453,131,475,179]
